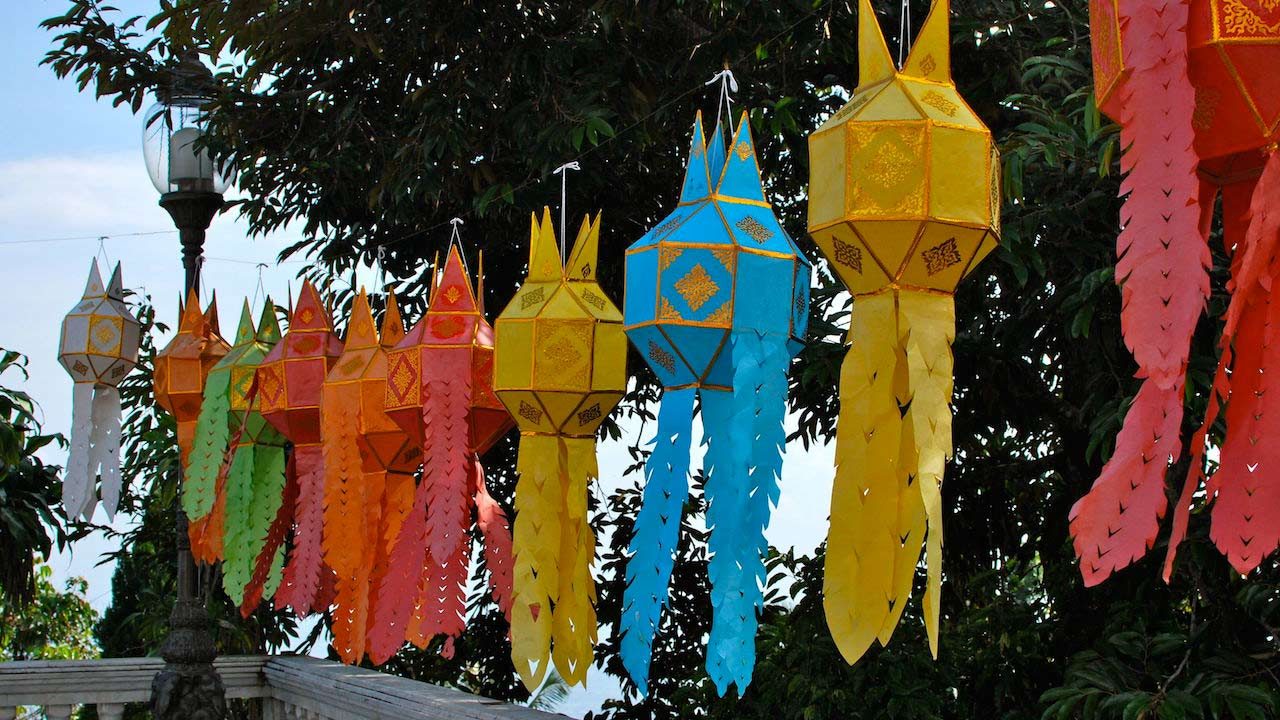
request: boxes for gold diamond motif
[658,245,682,271]
[72,360,88,376]
[659,297,683,321]
[734,141,754,161]
[674,264,719,311]
[89,317,120,353]
[704,301,732,326]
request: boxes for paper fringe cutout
[620,388,695,694]
[371,247,514,665]
[622,110,809,695]
[1069,0,1207,584]
[1164,152,1280,576]
[59,260,139,520]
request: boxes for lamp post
[143,70,231,720]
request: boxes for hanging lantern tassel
[621,107,810,696]
[59,260,140,520]
[806,0,1000,665]
[321,290,421,664]
[183,300,290,611]
[370,245,515,665]
[496,210,627,690]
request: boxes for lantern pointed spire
[291,281,333,331]
[434,245,479,312]
[256,298,281,344]
[902,0,952,82]
[715,112,766,203]
[82,259,106,299]
[346,290,379,349]
[528,208,563,282]
[857,0,896,88]
[679,113,712,203]
[566,213,600,281]
[205,292,221,335]
[234,300,257,345]
[380,290,405,348]
[179,289,205,333]
[706,119,728,187]
[106,262,124,301]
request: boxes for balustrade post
[44,705,74,720]
[99,702,126,720]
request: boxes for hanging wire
[446,217,472,280]
[898,0,912,67]
[552,161,581,260]
[96,236,111,267]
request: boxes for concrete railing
[0,656,565,720]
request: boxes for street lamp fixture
[143,63,229,720]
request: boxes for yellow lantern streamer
[495,209,627,690]
[807,0,1000,664]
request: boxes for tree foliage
[0,564,97,662]
[40,1,1280,718]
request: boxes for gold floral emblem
[72,360,88,376]
[518,401,543,424]
[89,317,120,353]
[920,54,937,75]
[443,286,462,304]
[659,297,683,321]
[923,238,963,276]
[832,239,863,273]
[385,352,418,405]
[735,141,754,161]
[582,288,607,311]
[658,245,682,271]
[704,302,733,326]
[577,403,602,426]
[1221,0,1280,37]
[675,263,719,311]
[520,286,546,310]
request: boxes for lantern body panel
[257,282,343,444]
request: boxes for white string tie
[706,68,738,131]
[553,162,580,260]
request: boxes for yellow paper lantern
[494,209,627,690]
[807,0,1000,665]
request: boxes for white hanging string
[446,217,472,280]
[375,245,388,291]
[898,0,912,67]
[705,67,738,131]
[96,236,111,268]
[251,262,267,308]
[552,162,580,260]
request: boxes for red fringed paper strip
[276,444,327,613]
[473,459,514,617]
[1070,0,1207,584]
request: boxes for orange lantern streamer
[321,289,421,664]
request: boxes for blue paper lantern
[620,110,810,696]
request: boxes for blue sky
[1,3,837,715]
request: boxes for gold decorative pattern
[431,315,464,339]
[832,238,864,273]
[340,356,364,376]
[658,245,682,271]
[704,302,733,326]
[656,216,684,238]
[794,290,806,319]
[735,216,775,244]
[920,91,958,117]
[385,352,419,405]
[582,288,607,311]
[72,360,88,376]
[848,126,926,215]
[675,264,719,311]
[518,401,543,423]
[443,286,462,304]
[257,366,284,408]
[1220,0,1280,37]
[299,307,316,324]
[923,238,963,275]
[734,141,754,161]
[659,297,684,321]
[536,320,592,390]
[647,341,676,373]
[834,94,872,122]
[711,247,736,271]
[989,149,1003,234]
[520,286,546,310]
[90,317,120,353]
[580,263,592,278]
[920,54,937,75]
[230,367,256,406]
[1192,87,1221,131]
[577,403,602,426]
